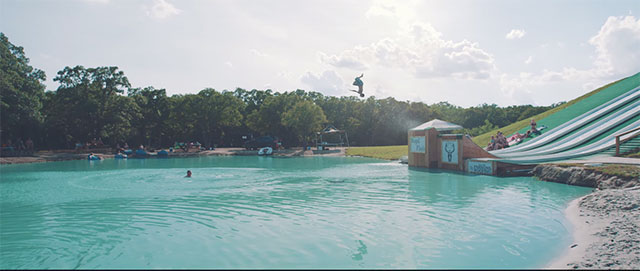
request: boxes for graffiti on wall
[410,137,425,153]
[467,160,493,175]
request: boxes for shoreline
[547,195,592,269]
[535,164,640,269]
[0,147,348,165]
[546,187,640,269]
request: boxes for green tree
[129,86,169,147]
[167,89,244,148]
[281,100,327,148]
[246,92,302,144]
[193,89,244,147]
[0,33,46,144]
[46,65,133,146]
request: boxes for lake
[0,156,591,269]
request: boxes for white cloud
[589,15,640,77]
[498,73,535,104]
[499,16,640,103]
[250,49,268,57]
[365,0,419,22]
[82,0,109,3]
[225,61,233,68]
[300,70,346,96]
[524,56,533,64]
[146,0,181,19]
[505,29,526,40]
[319,22,495,80]
[277,71,292,80]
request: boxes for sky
[1,0,639,107]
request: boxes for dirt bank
[536,164,640,269]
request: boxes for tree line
[1,33,563,150]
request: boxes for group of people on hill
[488,131,509,150]
[487,119,542,151]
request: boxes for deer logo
[444,142,456,162]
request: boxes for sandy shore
[548,186,640,269]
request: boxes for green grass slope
[346,145,408,160]
[472,72,640,146]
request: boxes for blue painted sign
[441,140,458,164]
[467,160,493,175]
[410,137,425,153]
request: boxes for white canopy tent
[410,119,463,132]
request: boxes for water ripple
[0,156,591,269]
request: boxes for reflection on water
[0,156,590,269]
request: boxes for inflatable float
[258,147,273,156]
[157,150,169,158]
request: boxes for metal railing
[615,126,640,156]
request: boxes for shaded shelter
[315,125,350,150]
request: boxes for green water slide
[497,92,640,157]
[493,118,640,164]
[487,72,640,164]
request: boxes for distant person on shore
[185,170,192,178]
[16,138,25,150]
[25,138,33,151]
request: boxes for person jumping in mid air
[350,73,365,97]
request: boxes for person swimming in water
[351,73,364,97]
[185,170,192,178]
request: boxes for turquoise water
[0,156,590,269]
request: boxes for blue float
[157,150,169,158]
[135,149,148,158]
[88,155,101,160]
